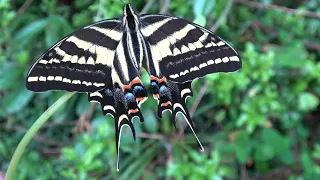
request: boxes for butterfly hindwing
[88,80,147,171]
[88,34,148,171]
[140,14,241,83]
[26,19,123,92]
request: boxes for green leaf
[313,144,320,160]
[301,151,316,175]
[3,86,34,113]
[277,150,294,165]
[215,110,226,122]
[142,170,155,180]
[118,145,156,179]
[45,16,73,46]
[254,143,275,162]
[0,141,8,158]
[87,160,103,171]
[15,18,49,44]
[299,92,319,111]
[193,0,215,16]
[193,0,206,16]
[61,148,78,160]
[204,0,215,15]
[76,94,90,116]
[261,128,290,155]
[274,43,308,68]
[83,143,104,166]
[235,131,251,164]
[193,15,207,27]
[0,64,23,91]
[16,51,29,65]
[143,110,158,133]
[60,169,78,179]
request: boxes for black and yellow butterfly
[26,3,241,170]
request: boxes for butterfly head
[123,4,139,31]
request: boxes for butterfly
[26,3,241,170]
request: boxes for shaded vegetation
[1,0,320,179]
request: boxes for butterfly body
[26,3,241,170]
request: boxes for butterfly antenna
[119,0,125,5]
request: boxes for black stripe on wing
[140,14,241,83]
[26,19,122,92]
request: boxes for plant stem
[5,92,76,180]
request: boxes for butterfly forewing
[26,19,122,92]
[140,14,241,83]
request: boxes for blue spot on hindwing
[159,85,171,99]
[151,82,157,87]
[133,85,144,93]
[125,92,135,102]
[159,85,168,94]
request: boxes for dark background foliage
[1,0,320,179]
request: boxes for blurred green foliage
[1,0,320,179]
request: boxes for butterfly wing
[27,17,149,171]
[140,14,241,83]
[140,14,242,150]
[26,19,123,92]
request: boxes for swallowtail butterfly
[26,3,241,170]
